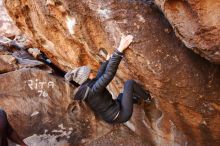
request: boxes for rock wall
[155,0,220,63]
[3,0,220,145]
[0,0,20,36]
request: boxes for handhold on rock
[28,48,42,58]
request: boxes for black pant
[113,80,149,123]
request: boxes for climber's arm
[92,50,123,92]
[92,35,133,92]
[96,54,112,78]
[95,60,109,79]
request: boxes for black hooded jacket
[74,50,123,122]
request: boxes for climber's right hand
[117,35,133,53]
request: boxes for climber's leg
[132,80,151,101]
[117,92,138,104]
[114,81,134,123]
[114,80,151,123]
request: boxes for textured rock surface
[0,68,146,145]
[155,0,220,63]
[0,58,16,73]
[0,36,50,73]
[0,68,74,139]
[0,0,20,36]
[0,52,18,73]
[3,0,220,145]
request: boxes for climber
[65,35,152,123]
[0,109,27,146]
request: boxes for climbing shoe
[133,96,141,104]
[144,98,152,104]
[143,90,152,103]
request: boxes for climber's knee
[115,110,132,123]
[124,80,135,90]
[125,80,134,85]
[120,112,132,123]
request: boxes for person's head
[65,66,91,85]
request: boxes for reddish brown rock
[3,0,220,145]
[0,46,18,73]
[155,0,220,63]
[0,68,75,139]
[1,54,16,64]
[0,57,16,73]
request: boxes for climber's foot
[143,97,152,104]
[132,96,141,104]
[143,90,152,103]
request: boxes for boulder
[155,0,220,63]
[3,0,220,145]
[0,68,75,139]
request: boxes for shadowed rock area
[2,0,220,145]
[155,0,220,63]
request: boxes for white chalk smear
[98,8,111,19]
[31,111,39,117]
[66,16,76,35]
[124,121,136,132]
[137,14,145,23]
[58,124,66,130]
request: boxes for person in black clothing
[65,35,152,123]
[0,109,27,146]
